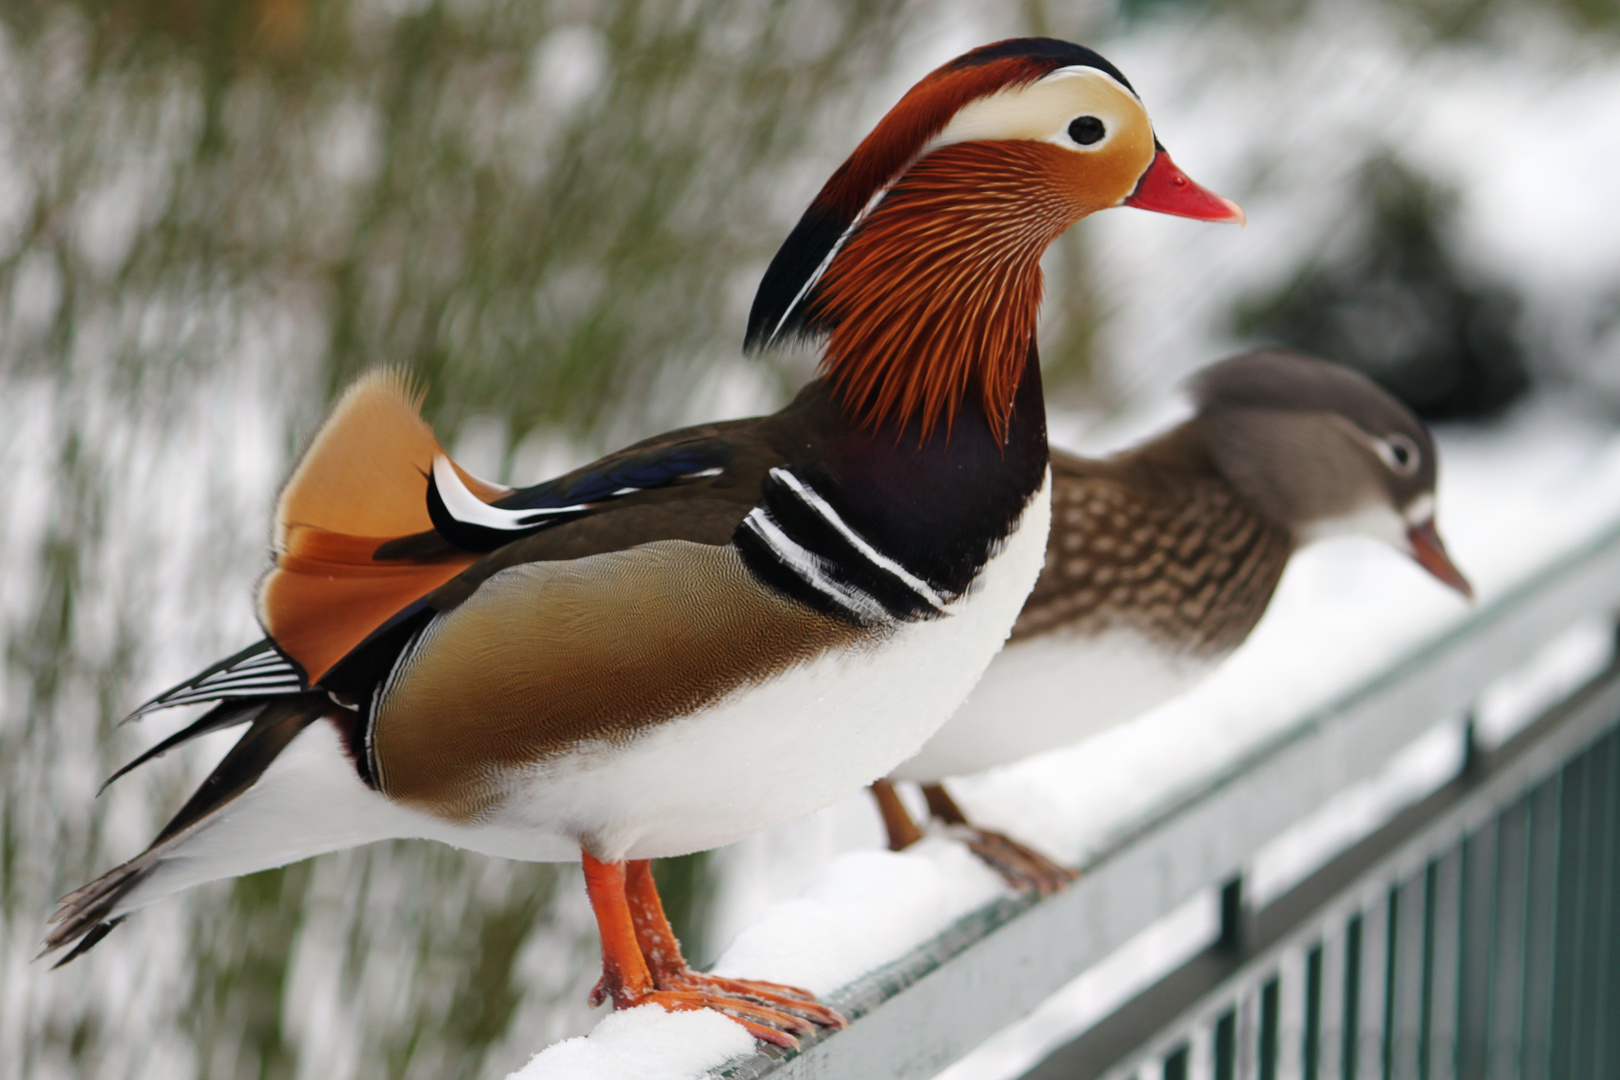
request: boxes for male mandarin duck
[44,39,1241,1044]
[871,349,1473,893]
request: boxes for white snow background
[508,6,1620,1075]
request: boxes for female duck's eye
[1068,116,1106,146]
[1377,434,1420,475]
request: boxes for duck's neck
[808,142,1077,443]
[783,342,1048,603]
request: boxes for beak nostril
[1123,149,1241,223]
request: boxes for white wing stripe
[432,456,587,531]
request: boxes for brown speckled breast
[1010,441,1293,657]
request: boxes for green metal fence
[1026,640,1620,1080]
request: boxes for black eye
[1068,116,1106,146]
[1377,433,1419,475]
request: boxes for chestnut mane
[810,142,1071,442]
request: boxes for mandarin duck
[871,349,1472,893]
[44,38,1241,1045]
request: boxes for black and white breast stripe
[735,468,951,627]
[124,640,305,722]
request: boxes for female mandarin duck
[44,39,1240,1044]
[871,349,1472,893]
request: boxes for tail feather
[99,699,266,793]
[258,370,500,683]
[122,639,303,723]
[44,693,329,963]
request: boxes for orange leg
[870,779,925,851]
[624,859,845,1030]
[580,850,821,1047]
[921,783,1078,896]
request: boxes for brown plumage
[1012,437,1293,655]
[261,371,503,682]
[373,541,861,821]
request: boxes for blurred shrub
[1234,154,1530,420]
[0,0,912,442]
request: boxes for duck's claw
[658,969,845,1029]
[617,988,818,1048]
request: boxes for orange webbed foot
[591,982,819,1048]
[919,783,1077,896]
[655,967,845,1030]
[953,825,1078,896]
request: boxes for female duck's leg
[623,859,844,1029]
[870,779,925,851]
[580,850,813,1047]
[921,783,1078,896]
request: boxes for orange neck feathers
[812,141,1081,442]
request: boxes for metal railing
[1025,637,1620,1080]
[720,516,1620,1080]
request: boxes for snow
[708,839,1005,996]
[506,1006,755,1080]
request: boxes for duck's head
[748,38,1242,441]
[1191,349,1472,598]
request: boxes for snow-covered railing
[717,515,1620,1080]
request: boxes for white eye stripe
[1036,65,1142,103]
[932,67,1139,154]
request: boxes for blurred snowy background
[2,1,1619,1078]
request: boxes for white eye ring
[1375,433,1420,476]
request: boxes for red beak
[1407,519,1473,600]
[1123,149,1245,225]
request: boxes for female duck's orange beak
[1408,518,1474,600]
[1124,149,1245,225]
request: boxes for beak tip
[1407,520,1472,602]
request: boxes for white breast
[475,469,1053,862]
[890,626,1217,783]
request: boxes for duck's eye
[1068,116,1106,146]
[1376,433,1420,476]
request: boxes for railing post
[1461,710,1481,777]
[1219,875,1247,954]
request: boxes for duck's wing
[1012,448,1290,650]
[257,370,778,688]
